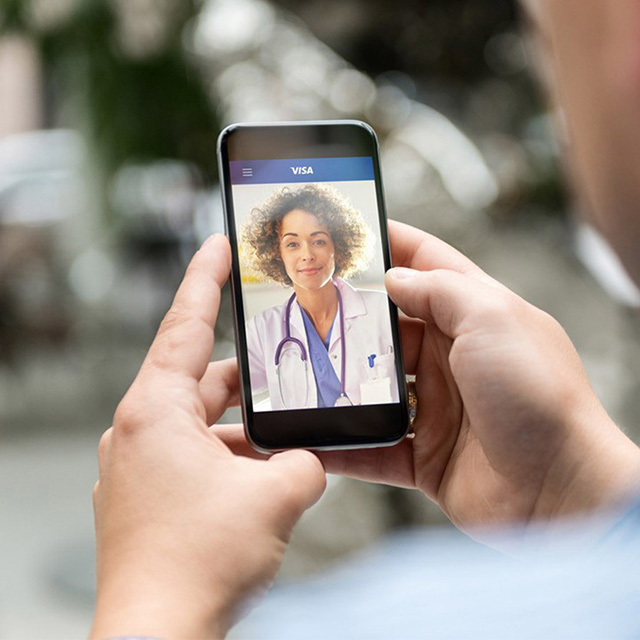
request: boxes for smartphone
[218,120,409,451]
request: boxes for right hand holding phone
[318,221,640,541]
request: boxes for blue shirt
[300,305,341,408]
[237,499,640,639]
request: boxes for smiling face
[279,209,336,290]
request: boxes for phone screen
[219,121,409,450]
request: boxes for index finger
[389,220,497,285]
[142,234,231,381]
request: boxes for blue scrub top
[300,306,341,408]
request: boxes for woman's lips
[298,267,322,275]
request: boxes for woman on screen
[242,184,399,411]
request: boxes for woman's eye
[313,239,326,246]
[286,242,299,249]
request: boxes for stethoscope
[274,281,351,408]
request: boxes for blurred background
[2,0,640,637]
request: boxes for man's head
[524,0,640,284]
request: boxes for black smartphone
[218,120,409,451]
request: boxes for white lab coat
[246,278,399,410]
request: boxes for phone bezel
[218,120,410,451]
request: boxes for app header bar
[230,157,374,185]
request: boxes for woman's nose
[301,243,315,261]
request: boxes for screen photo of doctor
[241,184,399,411]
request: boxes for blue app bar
[230,157,374,185]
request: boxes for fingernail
[387,267,418,281]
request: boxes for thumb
[268,449,327,516]
[385,267,516,340]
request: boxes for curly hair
[241,184,374,285]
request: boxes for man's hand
[317,221,640,541]
[90,235,326,640]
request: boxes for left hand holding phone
[318,221,640,545]
[90,234,326,640]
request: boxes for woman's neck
[295,280,338,329]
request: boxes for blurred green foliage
[0,0,219,183]
[0,0,565,218]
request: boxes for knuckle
[508,297,555,334]
[112,396,143,436]
[151,306,212,371]
[426,268,452,288]
[490,290,518,315]
[478,290,522,324]
[147,335,183,371]
[98,427,113,465]
[159,306,189,336]
[535,307,563,331]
